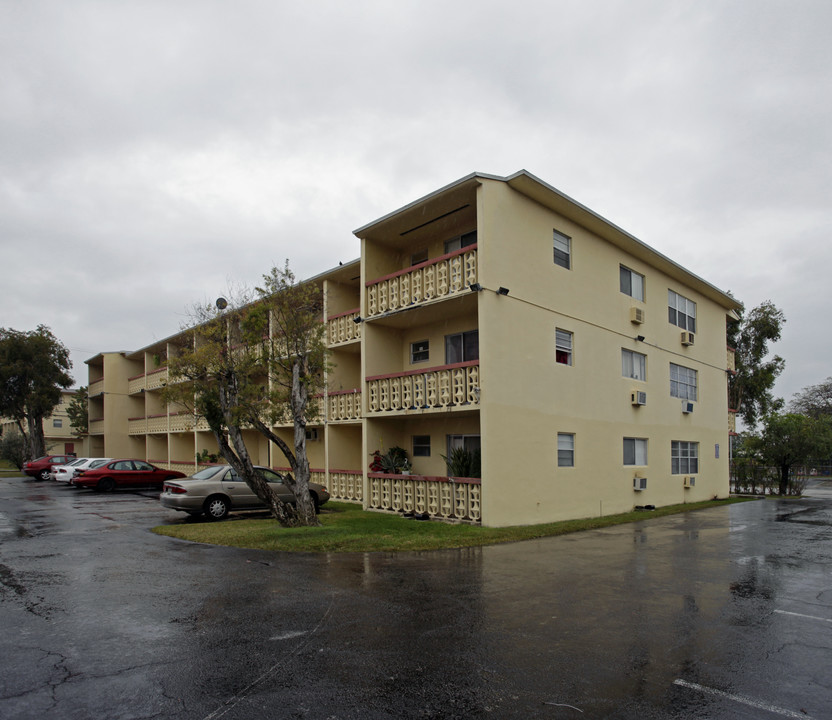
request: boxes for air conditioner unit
[631,390,647,406]
[684,476,696,488]
[682,401,694,414]
[305,428,319,441]
[633,476,648,491]
[630,307,645,324]
[681,331,695,346]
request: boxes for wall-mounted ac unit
[631,390,647,406]
[684,476,696,488]
[633,476,648,491]
[305,428,319,441]
[681,331,695,346]
[630,307,645,324]
[682,401,694,414]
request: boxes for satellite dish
[216,297,228,310]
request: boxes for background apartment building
[1,389,89,457]
[86,171,741,527]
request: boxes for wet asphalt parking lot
[0,476,831,720]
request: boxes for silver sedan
[160,465,330,521]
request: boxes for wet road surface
[0,477,831,719]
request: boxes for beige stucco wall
[476,179,731,526]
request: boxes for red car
[23,455,77,481]
[74,459,186,492]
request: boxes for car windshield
[191,466,224,480]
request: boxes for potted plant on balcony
[369,446,411,474]
[442,447,481,479]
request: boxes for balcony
[328,309,361,346]
[368,473,481,522]
[146,367,168,391]
[128,374,146,394]
[89,418,104,435]
[366,246,477,318]
[89,378,104,396]
[328,389,362,421]
[366,361,480,414]
[328,469,363,502]
[128,416,147,435]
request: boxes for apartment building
[1,389,89,457]
[86,170,741,527]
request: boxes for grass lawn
[151,498,752,553]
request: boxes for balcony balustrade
[368,473,481,522]
[366,361,479,413]
[328,389,362,421]
[328,470,363,502]
[366,246,477,317]
[147,414,168,433]
[328,309,361,345]
[128,417,147,435]
[146,367,168,391]
[89,418,104,434]
[128,374,146,394]
[89,378,104,396]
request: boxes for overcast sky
[2,0,830,408]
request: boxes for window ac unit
[633,476,648,491]
[305,428,319,441]
[681,331,695,346]
[682,401,694,414]
[630,307,645,324]
[630,390,647,406]
[684,476,696,488]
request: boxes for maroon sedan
[74,459,186,492]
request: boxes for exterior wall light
[636,335,645,342]
[469,283,483,292]
[353,316,363,324]
[497,287,510,296]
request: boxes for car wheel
[38,469,51,481]
[204,495,230,521]
[97,478,116,493]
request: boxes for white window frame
[670,363,698,401]
[671,441,699,474]
[556,329,573,366]
[622,349,646,381]
[557,433,575,467]
[445,330,479,364]
[668,290,697,332]
[410,339,429,364]
[553,229,571,269]
[53,418,63,428]
[623,438,648,466]
[620,266,645,301]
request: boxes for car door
[262,468,294,503]
[109,460,137,486]
[221,468,261,509]
[132,460,162,485]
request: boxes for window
[668,290,696,332]
[670,363,698,401]
[411,249,428,266]
[411,340,429,364]
[556,329,573,365]
[623,438,648,466]
[557,433,575,467]
[413,435,431,457]
[672,441,699,474]
[52,418,63,428]
[444,231,477,254]
[620,266,645,301]
[553,229,571,269]
[445,330,479,364]
[622,349,646,381]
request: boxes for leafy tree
[66,386,89,436]
[727,301,786,428]
[790,377,832,420]
[0,326,73,460]
[754,413,832,495]
[0,430,27,470]
[165,262,327,527]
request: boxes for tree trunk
[27,413,45,459]
[779,464,790,495]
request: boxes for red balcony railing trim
[365,244,477,287]
[148,367,167,376]
[327,388,361,397]
[128,373,146,381]
[366,359,479,382]
[329,469,362,475]
[327,307,361,321]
